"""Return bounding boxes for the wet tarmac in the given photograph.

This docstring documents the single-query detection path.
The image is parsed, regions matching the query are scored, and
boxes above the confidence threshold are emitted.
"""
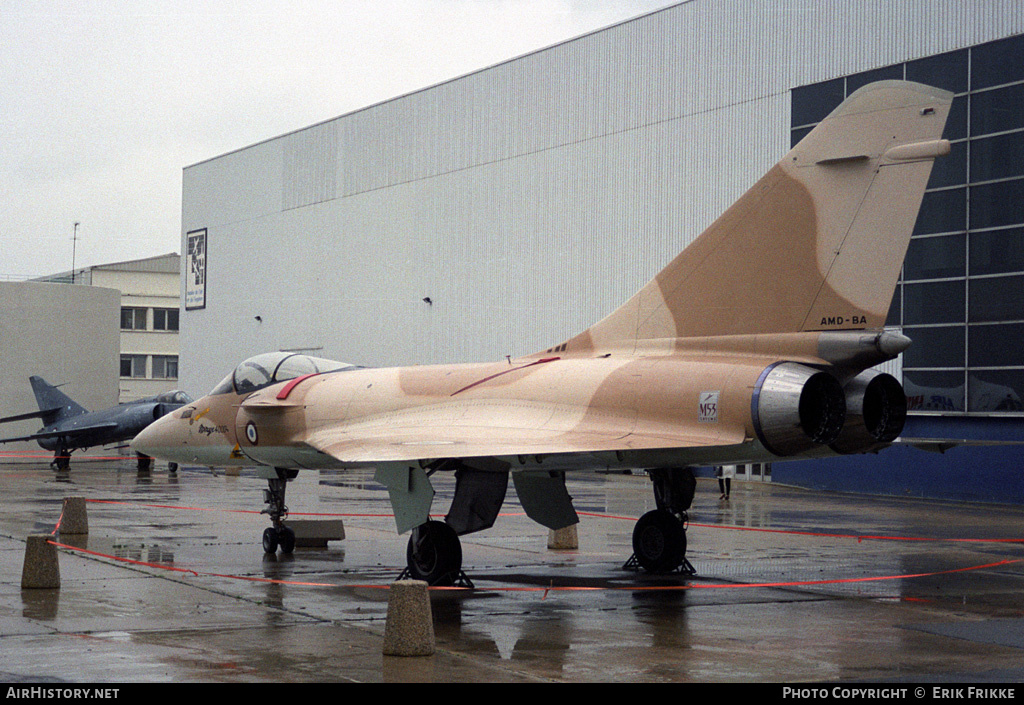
[1,457,1023,684]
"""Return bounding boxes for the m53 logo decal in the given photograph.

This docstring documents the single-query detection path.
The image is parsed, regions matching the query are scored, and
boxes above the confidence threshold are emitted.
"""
[699,391,719,422]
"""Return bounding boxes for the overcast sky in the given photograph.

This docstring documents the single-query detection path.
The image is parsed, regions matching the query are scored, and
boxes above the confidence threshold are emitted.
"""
[0,0,674,279]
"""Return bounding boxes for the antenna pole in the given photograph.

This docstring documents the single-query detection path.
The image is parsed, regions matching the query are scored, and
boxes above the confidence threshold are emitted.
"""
[71,222,79,284]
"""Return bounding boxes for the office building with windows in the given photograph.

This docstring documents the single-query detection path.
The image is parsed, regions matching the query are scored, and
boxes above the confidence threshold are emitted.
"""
[180,2,1024,502]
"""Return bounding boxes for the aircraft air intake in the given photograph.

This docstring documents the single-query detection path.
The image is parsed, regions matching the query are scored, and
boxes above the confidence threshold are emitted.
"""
[154,403,179,420]
[118,404,163,429]
[752,362,846,456]
[829,371,907,454]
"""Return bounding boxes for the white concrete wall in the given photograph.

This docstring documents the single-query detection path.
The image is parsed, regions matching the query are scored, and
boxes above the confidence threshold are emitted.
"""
[0,282,120,458]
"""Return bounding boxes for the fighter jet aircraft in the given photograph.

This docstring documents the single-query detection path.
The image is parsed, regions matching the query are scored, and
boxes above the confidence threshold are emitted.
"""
[0,376,192,470]
[133,80,953,584]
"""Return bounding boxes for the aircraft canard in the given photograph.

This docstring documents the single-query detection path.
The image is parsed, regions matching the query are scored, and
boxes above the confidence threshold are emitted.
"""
[133,80,953,583]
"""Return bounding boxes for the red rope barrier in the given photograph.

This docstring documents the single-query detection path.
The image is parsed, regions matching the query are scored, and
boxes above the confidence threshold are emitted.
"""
[43,537,1021,593]
[34,499,1021,593]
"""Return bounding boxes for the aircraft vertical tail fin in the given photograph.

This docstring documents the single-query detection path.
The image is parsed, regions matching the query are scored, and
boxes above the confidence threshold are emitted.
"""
[30,376,87,424]
[565,80,953,354]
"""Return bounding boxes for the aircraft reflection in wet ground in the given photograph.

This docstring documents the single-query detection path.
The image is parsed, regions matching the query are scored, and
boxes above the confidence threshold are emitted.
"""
[1,459,1023,683]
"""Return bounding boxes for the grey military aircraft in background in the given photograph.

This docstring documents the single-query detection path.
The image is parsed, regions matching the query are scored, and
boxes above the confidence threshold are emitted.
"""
[0,376,192,470]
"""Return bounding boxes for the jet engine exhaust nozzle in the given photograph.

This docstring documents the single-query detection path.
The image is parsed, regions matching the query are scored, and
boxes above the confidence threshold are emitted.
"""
[829,371,907,454]
[752,362,846,457]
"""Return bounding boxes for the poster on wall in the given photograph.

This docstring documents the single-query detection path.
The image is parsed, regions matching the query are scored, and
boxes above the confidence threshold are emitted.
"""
[185,228,207,310]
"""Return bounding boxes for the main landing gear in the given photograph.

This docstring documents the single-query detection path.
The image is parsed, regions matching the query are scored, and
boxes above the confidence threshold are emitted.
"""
[624,467,696,576]
[400,520,472,587]
[261,468,297,554]
[50,441,70,471]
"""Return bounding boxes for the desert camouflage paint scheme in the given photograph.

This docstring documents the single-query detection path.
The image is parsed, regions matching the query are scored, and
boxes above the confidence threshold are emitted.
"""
[134,81,952,582]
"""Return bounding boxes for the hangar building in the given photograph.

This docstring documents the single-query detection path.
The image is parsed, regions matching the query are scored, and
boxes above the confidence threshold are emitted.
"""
[180,1,1024,503]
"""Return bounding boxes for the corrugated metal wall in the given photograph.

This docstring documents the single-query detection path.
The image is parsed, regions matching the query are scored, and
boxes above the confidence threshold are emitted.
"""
[181,0,1024,394]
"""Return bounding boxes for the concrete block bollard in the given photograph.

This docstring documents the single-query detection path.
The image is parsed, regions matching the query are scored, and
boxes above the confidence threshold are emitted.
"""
[382,580,435,656]
[22,535,60,589]
[59,497,88,535]
[548,523,579,550]
[287,519,345,547]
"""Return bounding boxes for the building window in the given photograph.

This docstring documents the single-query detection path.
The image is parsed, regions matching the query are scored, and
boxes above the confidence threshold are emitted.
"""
[153,308,179,331]
[906,48,969,94]
[913,188,966,236]
[904,370,966,413]
[790,77,845,129]
[152,355,179,380]
[902,326,966,369]
[970,228,1024,276]
[120,307,147,330]
[903,280,965,325]
[120,354,147,378]
[904,233,966,281]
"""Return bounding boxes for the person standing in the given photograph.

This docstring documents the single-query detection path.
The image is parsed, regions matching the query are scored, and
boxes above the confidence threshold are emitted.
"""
[717,464,735,500]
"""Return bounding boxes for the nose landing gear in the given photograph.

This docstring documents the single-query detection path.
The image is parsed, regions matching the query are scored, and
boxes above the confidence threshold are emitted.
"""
[261,468,298,554]
[262,525,296,554]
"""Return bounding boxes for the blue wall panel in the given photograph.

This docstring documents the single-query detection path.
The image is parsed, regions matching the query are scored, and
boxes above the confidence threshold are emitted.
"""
[776,416,1024,504]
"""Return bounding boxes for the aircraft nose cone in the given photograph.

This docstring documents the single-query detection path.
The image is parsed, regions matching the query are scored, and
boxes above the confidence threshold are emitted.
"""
[131,413,177,458]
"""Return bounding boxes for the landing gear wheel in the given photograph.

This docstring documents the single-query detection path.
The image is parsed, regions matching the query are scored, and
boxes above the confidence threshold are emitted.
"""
[632,509,687,573]
[278,526,296,554]
[406,520,462,586]
[168,462,178,473]
[51,444,70,471]
[262,527,279,554]
[260,468,298,554]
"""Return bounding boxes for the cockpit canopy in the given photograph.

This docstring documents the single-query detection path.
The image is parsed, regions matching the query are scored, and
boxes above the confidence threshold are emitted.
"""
[155,390,194,404]
[211,352,358,395]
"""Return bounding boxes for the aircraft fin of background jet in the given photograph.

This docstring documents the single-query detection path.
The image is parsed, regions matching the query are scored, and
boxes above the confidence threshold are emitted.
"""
[29,376,87,424]
[564,80,953,354]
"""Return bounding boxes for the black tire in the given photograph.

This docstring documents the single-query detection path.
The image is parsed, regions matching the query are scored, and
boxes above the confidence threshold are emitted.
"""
[262,527,279,554]
[279,526,296,554]
[632,509,687,573]
[406,520,462,586]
